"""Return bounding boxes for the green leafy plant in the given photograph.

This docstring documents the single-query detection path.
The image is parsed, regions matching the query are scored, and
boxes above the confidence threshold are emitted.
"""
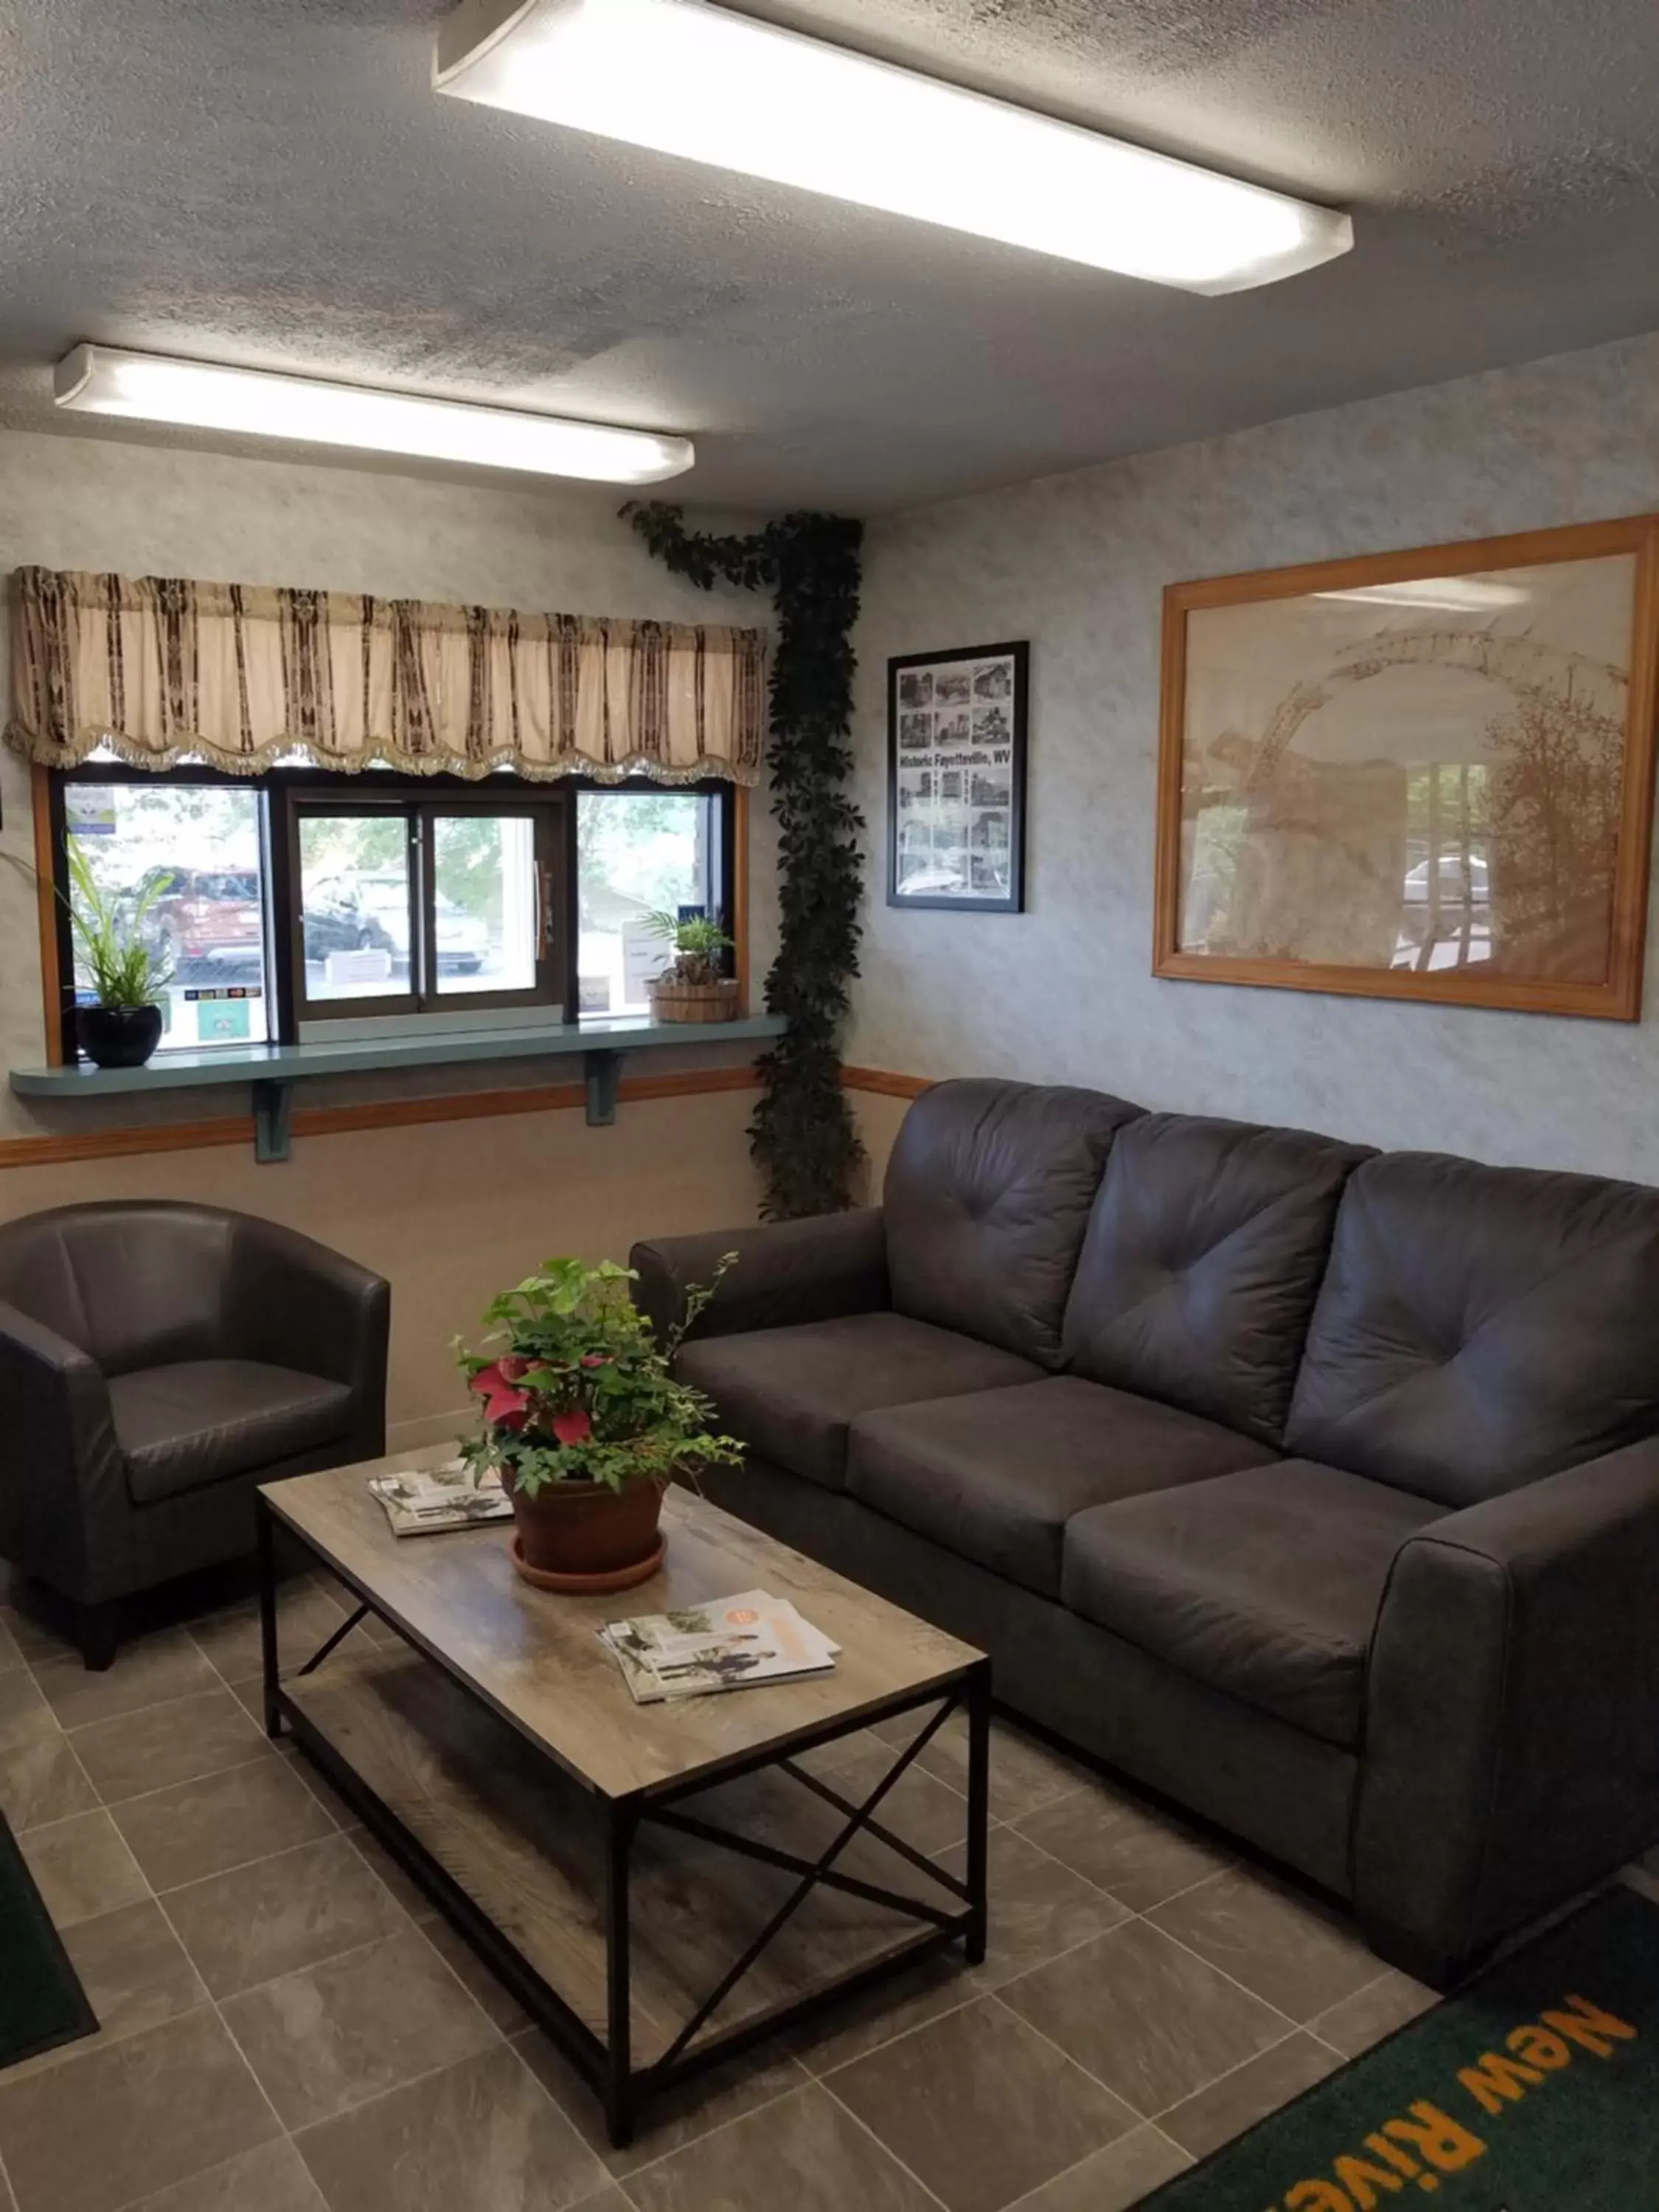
[456,1256,741,1499]
[625,503,865,1218]
[65,844,172,1009]
[646,909,734,987]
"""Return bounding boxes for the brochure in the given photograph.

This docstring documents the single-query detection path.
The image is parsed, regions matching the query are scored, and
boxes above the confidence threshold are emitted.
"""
[599,1587,839,1703]
[367,1461,512,1537]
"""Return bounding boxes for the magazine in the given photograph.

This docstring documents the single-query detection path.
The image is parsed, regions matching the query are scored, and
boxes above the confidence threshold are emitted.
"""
[368,1460,512,1537]
[599,1588,839,1703]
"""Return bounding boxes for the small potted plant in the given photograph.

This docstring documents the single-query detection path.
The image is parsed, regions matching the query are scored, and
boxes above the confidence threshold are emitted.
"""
[457,1256,740,1593]
[66,846,173,1068]
[644,911,740,1023]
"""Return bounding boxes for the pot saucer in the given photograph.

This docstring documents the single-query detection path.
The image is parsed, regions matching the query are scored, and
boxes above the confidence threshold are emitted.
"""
[509,1531,665,1595]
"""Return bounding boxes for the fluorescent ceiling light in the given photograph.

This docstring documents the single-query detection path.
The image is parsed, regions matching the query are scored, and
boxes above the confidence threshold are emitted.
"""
[1314,580,1528,612]
[434,0,1352,293]
[52,344,695,484]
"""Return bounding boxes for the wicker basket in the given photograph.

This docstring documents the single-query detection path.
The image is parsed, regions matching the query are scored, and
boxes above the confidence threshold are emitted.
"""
[646,975,741,1023]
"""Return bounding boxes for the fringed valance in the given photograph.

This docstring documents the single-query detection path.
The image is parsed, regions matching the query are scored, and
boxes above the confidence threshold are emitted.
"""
[6,567,768,785]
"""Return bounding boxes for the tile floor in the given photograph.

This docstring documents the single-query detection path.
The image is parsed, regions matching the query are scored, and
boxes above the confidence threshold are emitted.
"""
[1,1568,1652,2212]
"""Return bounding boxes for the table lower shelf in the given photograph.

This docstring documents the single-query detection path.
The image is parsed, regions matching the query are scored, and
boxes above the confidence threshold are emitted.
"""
[282,1645,969,2072]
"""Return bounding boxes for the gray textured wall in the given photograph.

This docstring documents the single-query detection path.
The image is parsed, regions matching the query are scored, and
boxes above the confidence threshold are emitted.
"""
[849,329,1659,1181]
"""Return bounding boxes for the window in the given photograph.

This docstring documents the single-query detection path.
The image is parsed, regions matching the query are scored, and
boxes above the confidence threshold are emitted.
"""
[49,767,738,1058]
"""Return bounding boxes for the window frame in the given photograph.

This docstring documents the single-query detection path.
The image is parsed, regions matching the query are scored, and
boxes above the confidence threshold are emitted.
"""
[45,762,742,1064]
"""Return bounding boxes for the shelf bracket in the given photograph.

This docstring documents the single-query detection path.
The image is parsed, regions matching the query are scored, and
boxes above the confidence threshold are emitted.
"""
[584,1050,623,1127]
[253,1079,294,1164]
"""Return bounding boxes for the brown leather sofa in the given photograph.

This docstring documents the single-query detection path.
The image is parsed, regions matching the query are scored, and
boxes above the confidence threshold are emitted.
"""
[0,1200,389,1668]
[633,1078,1659,1988]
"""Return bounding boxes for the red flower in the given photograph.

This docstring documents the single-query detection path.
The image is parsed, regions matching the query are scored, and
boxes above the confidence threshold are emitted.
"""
[552,1408,593,1447]
[580,1354,611,1368]
[471,1359,532,1431]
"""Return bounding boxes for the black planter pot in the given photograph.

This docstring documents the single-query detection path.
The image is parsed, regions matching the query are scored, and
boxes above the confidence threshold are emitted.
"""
[77,1004,164,1070]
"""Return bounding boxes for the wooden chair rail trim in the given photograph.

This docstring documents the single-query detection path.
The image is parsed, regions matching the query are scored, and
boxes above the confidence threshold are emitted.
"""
[0,1062,763,1172]
[839,1065,931,1099]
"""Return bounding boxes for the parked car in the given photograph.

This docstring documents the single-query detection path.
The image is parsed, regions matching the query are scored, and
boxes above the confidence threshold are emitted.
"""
[131,867,264,973]
[302,873,489,975]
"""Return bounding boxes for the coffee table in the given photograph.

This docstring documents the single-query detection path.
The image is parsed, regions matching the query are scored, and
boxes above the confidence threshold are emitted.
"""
[257,1450,990,2146]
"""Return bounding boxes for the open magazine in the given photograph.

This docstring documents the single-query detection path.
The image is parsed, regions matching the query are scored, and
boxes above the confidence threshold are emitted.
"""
[600,1588,839,1703]
[367,1460,512,1537]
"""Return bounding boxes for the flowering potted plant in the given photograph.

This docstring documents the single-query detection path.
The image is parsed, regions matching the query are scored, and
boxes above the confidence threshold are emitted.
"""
[456,1256,740,1593]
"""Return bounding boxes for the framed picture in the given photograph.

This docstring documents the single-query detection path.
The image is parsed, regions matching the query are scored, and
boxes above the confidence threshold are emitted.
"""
[888,641,1027,912]
[1154,516,1659,1019]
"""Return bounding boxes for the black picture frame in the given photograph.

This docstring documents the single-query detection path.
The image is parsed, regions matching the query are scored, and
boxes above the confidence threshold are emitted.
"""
[886,641,1027,913]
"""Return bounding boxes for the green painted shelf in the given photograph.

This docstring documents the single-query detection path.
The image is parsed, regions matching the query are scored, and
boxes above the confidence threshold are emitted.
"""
[10,1015,785,1161]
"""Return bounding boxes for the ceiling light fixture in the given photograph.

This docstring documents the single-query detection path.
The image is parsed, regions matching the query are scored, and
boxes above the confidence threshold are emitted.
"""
[434,0,1353,293]
[52,344,696,484]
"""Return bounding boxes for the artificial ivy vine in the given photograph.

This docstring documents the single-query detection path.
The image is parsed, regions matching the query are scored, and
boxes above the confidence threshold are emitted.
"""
[625,503,865,1219]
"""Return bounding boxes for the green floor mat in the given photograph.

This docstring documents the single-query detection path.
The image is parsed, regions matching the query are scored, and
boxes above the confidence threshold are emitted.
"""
[1141,1883,1659,2210]
[0,1813,97,2070]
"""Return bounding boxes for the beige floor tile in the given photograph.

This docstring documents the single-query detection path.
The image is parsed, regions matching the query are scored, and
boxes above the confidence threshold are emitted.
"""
[1148,1865,1383,2023]
[0,1671,54,1747]
[0,1612,22,1675]
[1001,1919,1290,2117]
[189,1583,351,1689]
[830,1994,1139,2212]
[31,1632,219,1732]
[787,1727,890,1780]
[221,1928,498,2129]
[0,2007,279,2212]
[1006,2125,1192,2211]
[71,1691,271,1806]
[296,2042,607,2212]
[792,1742,974,1857]
[625,2081,939,2212]
[419,1914,531,2033]
[518,2022,809,2177]
[0,1601,77,1666]
[112,1757,335,1892]
[57,1902,209,2054]
[119,2139,328,2211]
[1158,2030,1340,2157]
[164,1832,409,1999]
[339,1824,434,1921]
[19,1809,149,1928]
[566,2192,636,2212]
[0,1724,98,1832]
[935,1826,1130,1986]
[914,1714,1090,1826]
[0,2155,15,2212]
[787,1950,980,2075]
[1014,1781,1234,1913]
[1312,1969,1438,2057]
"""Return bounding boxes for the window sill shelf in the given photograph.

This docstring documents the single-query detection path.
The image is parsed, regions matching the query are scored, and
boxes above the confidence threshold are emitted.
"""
[10,1016,785,1161]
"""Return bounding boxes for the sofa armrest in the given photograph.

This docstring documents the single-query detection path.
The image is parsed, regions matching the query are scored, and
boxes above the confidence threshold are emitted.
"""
[1354,1438,1659,1983]
[630,1209,889,1346]
[226,1217,390,1426]
[0,1299,127,1592]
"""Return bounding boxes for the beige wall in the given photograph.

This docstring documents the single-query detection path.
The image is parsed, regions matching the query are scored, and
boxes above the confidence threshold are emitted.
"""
[0,427,776,1430]
[849,328,1659,1184]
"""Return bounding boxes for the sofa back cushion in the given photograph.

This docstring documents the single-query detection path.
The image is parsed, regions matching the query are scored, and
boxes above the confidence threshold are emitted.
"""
[884,1079,1142,1366]
[1062,1114,1371,1444]
[1285,1151,1659,1506]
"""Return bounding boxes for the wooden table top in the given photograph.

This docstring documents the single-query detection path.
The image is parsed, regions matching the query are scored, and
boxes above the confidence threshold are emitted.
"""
[262,1446,983,1803]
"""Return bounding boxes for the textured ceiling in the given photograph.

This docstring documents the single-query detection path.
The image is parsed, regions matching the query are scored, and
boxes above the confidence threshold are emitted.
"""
[1,0,1658,511]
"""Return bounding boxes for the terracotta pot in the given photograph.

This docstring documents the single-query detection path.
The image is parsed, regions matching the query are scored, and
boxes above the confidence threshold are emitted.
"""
[647,976,740,1024]
[77,1004,163,1068]
[507,1472,666,1595]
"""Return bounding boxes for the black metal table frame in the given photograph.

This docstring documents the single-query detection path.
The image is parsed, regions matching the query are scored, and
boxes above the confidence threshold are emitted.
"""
[257,1493,992,2146]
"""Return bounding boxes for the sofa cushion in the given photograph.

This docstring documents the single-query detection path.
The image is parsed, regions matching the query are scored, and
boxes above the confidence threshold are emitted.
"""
[848,1376,1279,1599]
[676,1313,1041,1492]
[1061,1461,1443,1746]
[1062,1115,1371,1447]
[114,1360,356,1505]
[1285,1151,1659,1507]
[883,1079,1142,1367]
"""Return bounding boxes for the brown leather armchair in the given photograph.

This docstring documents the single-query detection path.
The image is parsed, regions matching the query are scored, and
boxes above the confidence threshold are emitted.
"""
[0,1200,389,1668]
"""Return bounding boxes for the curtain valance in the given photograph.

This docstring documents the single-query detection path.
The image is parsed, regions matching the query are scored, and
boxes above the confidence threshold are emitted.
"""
[6,567,768,785]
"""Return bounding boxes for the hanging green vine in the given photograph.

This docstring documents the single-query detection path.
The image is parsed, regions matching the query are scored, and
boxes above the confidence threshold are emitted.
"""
[625,503,865,1218]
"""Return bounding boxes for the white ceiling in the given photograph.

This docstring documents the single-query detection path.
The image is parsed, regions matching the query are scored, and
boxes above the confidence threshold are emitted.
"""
[2,0,1658,512]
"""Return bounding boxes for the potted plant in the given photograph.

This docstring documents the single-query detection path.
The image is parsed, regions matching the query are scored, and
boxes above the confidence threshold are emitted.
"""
[457,1256,740,1593]
[65,846,173,1068]
[644,911,740,1023]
